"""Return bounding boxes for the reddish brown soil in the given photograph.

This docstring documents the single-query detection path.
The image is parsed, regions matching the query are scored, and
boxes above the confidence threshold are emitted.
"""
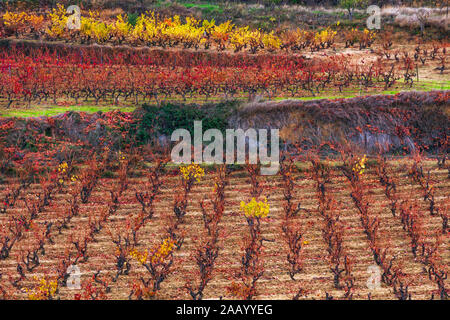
[0,160,448,300]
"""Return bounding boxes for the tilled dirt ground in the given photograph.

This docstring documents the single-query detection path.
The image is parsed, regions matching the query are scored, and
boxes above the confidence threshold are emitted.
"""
[0,160,448,300]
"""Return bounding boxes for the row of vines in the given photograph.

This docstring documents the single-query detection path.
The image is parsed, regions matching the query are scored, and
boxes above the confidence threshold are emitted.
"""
[0,149,448,300]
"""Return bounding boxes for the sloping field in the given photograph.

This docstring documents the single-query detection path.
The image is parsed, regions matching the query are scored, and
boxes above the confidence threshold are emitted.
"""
[0,160,448,300]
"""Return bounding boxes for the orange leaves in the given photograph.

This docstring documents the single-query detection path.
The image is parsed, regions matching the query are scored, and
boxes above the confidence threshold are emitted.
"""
[130,280,155,300]
[1,7,376,54]
[227,281,255,300]
[2,11,44,36]
[344,28,376,49]
[25,276,58,300]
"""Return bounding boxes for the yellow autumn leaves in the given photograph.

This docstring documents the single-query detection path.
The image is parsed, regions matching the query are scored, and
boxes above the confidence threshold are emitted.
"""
[229,27,281,53]
[180,163,205,183]
[3,11,44,33]
[57,161,78,184]
[3,5,367,53]
[344,27,376,47]
[58,161,69,174]
[129,247,149,265]
[130,237,176,265]
[79,11,111,43]
[25,276,58,300]
[46,5,122,42]
[314,27,337,48]
[57,161,68,184]
[352,154,367,175]
[180,163,270,219]
[240,197,270,219]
